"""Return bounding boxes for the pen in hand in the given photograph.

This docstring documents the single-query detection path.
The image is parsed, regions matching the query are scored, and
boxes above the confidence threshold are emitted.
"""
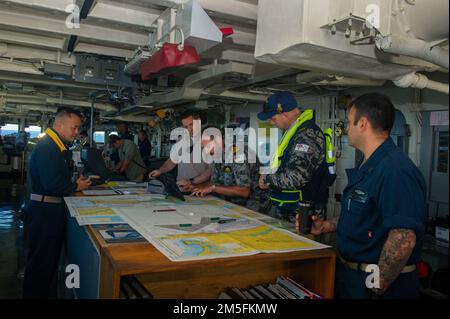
[218,218,237,224]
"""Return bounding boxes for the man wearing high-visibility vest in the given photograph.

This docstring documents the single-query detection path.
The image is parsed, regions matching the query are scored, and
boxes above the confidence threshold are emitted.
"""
[258,92,336,233]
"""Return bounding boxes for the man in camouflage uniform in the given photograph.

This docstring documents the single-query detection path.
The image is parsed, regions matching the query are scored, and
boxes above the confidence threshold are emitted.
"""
[191,129,267,212]
[258,92,330,232]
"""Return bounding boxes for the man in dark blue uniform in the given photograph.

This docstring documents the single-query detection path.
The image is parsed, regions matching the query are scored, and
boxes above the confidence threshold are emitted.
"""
[23,107,91,298]
[311,93,426,299]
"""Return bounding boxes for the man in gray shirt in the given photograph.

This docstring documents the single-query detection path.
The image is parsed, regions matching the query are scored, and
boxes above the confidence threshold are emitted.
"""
[148,110,211,192]
[109,134,147,182]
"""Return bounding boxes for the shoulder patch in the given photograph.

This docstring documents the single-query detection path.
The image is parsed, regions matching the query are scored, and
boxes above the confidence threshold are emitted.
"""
[295,144,310,152]
[235,153,246,163]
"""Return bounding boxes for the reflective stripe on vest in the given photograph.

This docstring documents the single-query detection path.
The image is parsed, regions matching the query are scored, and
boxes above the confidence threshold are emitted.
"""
[323,128,335,164]
[271,109,314,170]
[323,128,336,175]
[269,190,303,207]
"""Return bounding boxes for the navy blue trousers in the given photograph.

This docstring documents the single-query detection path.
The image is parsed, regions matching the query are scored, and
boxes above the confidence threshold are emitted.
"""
[23,201,67,299]
[335,260,420,299]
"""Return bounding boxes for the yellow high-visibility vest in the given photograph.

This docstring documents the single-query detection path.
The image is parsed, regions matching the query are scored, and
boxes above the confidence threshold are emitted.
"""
[271,109,314,170]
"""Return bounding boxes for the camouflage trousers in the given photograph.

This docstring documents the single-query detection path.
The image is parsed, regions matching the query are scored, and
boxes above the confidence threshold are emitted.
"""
[267,206,297,224]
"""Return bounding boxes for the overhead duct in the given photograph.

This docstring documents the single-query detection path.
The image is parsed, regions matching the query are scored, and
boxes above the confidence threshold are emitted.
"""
[390,0,449,43]
[255,0,449,80]
[129,61,254,113]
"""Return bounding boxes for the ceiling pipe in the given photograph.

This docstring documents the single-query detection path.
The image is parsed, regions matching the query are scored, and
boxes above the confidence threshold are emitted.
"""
[376,34,449,70]
[296,72,386,87]
[16,105,58,113]
[312,77,386,87]
[208,90,269,102]
[0,112,40,120]
[0,60,44,75]
[101,115,149,123]
[0,92,44,101]
[1,98,44,105]
[0,92,118,112]
[296,72,333,83]
[0,72,117,91]
[46,98,118,112]
[393,72,449,95]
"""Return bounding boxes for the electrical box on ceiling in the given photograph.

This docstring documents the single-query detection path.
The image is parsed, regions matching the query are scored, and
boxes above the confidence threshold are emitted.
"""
[43,62,73,79]
[74,55,137,87]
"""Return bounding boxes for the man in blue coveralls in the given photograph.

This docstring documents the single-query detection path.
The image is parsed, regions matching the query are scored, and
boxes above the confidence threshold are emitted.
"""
[310,93,426,299]
[23,107,92,298]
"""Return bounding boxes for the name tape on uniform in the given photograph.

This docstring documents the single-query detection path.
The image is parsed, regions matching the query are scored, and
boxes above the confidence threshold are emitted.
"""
[295,144,310,153]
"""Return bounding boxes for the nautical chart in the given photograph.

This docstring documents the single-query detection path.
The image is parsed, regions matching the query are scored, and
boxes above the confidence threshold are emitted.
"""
[116,201,329,262]
[65,195,328,260]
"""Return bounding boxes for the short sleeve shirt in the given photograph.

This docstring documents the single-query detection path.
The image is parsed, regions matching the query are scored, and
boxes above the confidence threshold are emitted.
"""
[336,138,427,264]
[118,139,147,181]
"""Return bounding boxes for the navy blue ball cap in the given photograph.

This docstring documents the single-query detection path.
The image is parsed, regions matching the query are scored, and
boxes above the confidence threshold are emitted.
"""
[257,92,298,121]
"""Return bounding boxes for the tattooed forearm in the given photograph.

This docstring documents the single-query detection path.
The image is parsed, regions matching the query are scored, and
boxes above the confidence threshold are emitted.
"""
[328,217,338,232]
[377,229,416,293]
